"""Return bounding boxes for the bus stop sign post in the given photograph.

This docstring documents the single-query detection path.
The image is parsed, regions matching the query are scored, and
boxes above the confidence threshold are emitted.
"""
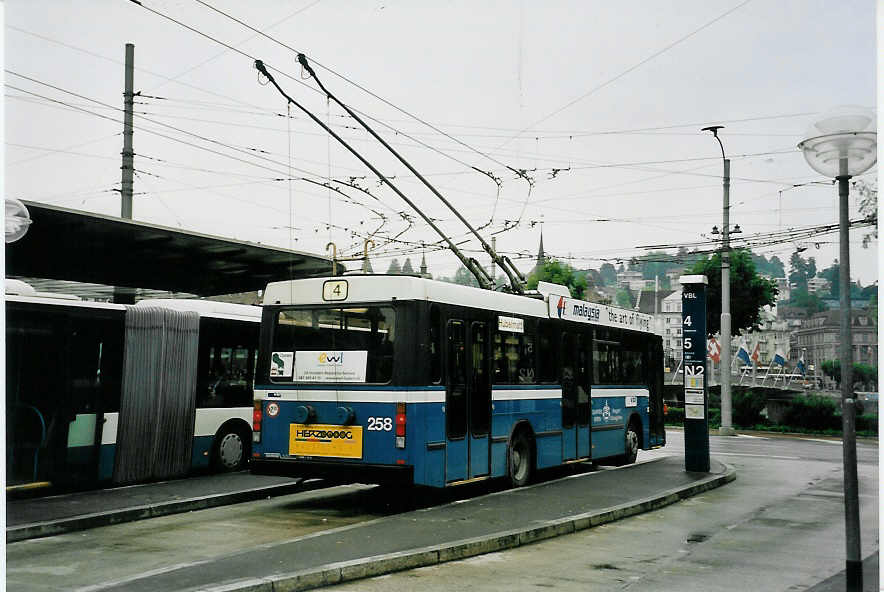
[680,275,710,472]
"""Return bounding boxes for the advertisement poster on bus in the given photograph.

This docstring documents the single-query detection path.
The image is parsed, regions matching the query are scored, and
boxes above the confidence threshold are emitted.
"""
[294,351,368,382]
[270,351,294,378]
[548,296,652,333]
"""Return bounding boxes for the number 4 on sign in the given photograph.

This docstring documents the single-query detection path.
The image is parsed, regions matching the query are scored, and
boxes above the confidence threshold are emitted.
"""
[683,315,691,327]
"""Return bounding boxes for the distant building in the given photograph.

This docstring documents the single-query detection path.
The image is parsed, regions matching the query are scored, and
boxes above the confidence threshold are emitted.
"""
[660,289,683,367]
[763,275,790,301]
[420,253,431,279]
[807,276,831,294]
[665,268,684,287]
[530,232,547,276]
[743,306,791,366]
[617,270,645,292]
[790,309,878,382]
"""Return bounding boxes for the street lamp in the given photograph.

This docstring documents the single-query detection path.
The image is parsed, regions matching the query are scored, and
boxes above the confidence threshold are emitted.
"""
[798,106,876,592]
[701,125,736,436]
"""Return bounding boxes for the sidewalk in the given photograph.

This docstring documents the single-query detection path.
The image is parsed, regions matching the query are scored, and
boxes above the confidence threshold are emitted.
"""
[6,472,323,542]
[73,456,736,592]
[806,552,879,592]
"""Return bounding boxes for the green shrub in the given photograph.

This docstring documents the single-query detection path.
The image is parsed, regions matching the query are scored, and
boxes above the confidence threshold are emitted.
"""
[666,406,685,424]
[732,389,767,428]
[781,395,840,431]
[856,414,879,435]
[708,407,721,429]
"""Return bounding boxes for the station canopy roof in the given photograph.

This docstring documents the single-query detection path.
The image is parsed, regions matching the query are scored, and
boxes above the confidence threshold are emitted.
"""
[6,201,341,300]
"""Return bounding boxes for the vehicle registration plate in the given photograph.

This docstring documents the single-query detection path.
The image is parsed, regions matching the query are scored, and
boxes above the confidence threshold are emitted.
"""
[289,424,363,459]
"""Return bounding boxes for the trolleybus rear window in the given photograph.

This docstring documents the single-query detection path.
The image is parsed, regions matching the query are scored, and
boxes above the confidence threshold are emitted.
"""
[271,306,395,383]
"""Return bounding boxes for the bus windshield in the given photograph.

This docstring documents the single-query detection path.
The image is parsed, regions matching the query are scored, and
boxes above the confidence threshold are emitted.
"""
[271,306,395,384]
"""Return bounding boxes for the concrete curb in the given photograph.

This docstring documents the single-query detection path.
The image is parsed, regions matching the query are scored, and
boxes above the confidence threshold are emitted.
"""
[6,479,327,543]
[201,463,737,592]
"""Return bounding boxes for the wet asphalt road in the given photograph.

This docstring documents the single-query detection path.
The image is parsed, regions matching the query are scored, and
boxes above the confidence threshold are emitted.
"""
[5,430,878,591]
[323,431,879,592]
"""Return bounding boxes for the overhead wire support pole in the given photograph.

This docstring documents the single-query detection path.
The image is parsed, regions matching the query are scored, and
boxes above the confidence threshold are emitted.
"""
[252,59,491,289]
[120,43,135,220]
[701,125,734,436]
[295,53,524,294]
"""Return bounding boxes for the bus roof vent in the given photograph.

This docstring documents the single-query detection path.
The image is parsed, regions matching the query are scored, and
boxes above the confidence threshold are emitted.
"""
[536,281,571,300]
[5,279,36,296]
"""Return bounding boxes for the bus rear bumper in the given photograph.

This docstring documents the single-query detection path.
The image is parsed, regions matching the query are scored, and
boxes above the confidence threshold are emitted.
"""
[250,458,414,486]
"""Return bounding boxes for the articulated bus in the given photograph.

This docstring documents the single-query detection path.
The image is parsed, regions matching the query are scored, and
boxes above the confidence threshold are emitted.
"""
[6,282,259,493]
[251,275,665,488]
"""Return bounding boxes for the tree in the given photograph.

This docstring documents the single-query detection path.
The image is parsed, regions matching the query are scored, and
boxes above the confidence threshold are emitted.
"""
[688,249,778,336]
[599,263,617,286]
[789,251,816,291]
[526,259,587,299]
[615,288,633,308]
[789,287,826,313]
[452,266,480,287]
[819,261,840,299]
[822,360,877,390]
[751,253,785,278]
[401,258,415,275]
[386,258,402,274]
[853,179,877,249]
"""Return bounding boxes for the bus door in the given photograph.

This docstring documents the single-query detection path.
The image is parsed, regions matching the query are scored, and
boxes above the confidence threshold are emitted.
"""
[577,335,590,458]
[6,307,122,489]
[444,319,491,481]
[561,332,578,461]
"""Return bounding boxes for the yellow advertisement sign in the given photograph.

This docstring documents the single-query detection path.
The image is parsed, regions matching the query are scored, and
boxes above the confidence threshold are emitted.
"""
[289,424,363,459]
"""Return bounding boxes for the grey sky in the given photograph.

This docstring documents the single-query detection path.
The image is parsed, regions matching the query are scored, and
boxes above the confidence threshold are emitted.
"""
[4,0,878,284]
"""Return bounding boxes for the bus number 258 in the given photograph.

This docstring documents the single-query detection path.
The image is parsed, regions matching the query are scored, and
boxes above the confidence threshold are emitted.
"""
[367,417,393,431]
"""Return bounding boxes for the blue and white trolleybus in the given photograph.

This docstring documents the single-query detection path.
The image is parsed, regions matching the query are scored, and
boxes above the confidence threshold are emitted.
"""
[251,275,665,487]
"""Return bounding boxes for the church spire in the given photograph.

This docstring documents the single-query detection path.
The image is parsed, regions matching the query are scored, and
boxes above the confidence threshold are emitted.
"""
[536,230,546,267]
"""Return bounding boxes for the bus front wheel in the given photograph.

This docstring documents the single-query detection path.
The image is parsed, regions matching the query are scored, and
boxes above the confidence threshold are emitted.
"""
[508,431,534,488]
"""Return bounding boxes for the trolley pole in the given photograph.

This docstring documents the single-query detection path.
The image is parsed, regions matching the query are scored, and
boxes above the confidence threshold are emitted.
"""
[681,275,710,472]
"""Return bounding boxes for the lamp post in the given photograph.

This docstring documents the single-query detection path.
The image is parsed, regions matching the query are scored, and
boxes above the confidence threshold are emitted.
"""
[702,125,735,436]
[798,106,876,592]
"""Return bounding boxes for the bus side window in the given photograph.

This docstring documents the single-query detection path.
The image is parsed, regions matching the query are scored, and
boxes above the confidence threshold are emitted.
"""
[446,320,467,439]
[519,324,536,384]
[429,305,442,384]
[537,324,557,383]
[593,340,620,385]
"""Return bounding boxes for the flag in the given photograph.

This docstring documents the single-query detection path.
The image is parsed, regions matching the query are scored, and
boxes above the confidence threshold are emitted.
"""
[750,342,760,365]
[736,341,752,366]
[707,337,721,363]
[796,355,807,376]
[773,350,786,367]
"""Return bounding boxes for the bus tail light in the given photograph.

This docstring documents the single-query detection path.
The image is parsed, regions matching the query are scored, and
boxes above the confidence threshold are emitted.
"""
[253,401,262,443]
[395,402,406,448]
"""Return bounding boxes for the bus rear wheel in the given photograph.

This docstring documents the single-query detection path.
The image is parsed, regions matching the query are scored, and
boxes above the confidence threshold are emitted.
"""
[508,431,534,488]
[213,427,248,472]
[618,420,640,466]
